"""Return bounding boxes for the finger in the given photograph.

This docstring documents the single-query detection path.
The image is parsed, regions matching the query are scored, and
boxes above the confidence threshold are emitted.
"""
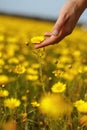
[44,32,52,37]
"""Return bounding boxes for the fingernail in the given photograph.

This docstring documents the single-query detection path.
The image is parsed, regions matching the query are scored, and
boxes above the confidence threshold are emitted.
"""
[52,29,58,36]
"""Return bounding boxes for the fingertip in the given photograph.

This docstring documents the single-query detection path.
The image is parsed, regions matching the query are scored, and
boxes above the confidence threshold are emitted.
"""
[35,44,42,49]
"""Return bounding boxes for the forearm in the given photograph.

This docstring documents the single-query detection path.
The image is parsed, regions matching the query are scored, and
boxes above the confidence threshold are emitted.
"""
[70,0,87,21]
[77,0,87,11]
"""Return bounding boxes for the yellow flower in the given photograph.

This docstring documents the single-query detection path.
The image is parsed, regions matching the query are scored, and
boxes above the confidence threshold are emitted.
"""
[21,96,27,101]
[40,94,73,118]
[0,59,5,66]
[0,52,2,57]
[0,75,9,85]
[26,74,38,81]
[14,65,26,74]
[8,57,19,64]
[31,101,40,107]
[4,98,21,109]
[21,112,27,122]
[73,50,81,57]
[59,56,72,63]
[77,103,87,113]
[21,112,27,119]
[62,72,75,81]
[51,82,66,93]
[32,63,40,69]
[31,36,45,44]
[0,90,9,97]
[52,70,63,77]
[74,99,85,107]
[0,35,4,41]
[27,68,38,75]
[74,100,87,113]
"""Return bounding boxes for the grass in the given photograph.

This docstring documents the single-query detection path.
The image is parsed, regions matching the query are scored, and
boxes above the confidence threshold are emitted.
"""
[0,15,87,130]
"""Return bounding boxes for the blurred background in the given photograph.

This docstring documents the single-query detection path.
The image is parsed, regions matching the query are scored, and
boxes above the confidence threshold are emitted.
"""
[0,0,87,23]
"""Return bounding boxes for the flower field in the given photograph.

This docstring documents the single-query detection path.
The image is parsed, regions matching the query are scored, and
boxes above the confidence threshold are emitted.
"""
[0,15,87,130]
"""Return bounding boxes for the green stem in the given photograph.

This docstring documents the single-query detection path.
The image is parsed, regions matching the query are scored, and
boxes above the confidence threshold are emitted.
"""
[38,52,45,93]
[24,103,28,130]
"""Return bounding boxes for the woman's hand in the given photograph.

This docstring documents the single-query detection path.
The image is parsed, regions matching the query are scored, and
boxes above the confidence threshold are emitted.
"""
[35,0,87,49]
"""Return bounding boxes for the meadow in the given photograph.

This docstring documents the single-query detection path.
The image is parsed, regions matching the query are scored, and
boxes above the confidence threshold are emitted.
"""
[0,15,87,130]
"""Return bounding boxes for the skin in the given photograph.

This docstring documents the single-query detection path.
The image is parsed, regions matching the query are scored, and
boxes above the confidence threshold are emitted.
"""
[35,0,87,49]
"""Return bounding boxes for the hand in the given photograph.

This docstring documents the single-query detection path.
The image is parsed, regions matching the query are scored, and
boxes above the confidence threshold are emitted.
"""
[35,0,87,49]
